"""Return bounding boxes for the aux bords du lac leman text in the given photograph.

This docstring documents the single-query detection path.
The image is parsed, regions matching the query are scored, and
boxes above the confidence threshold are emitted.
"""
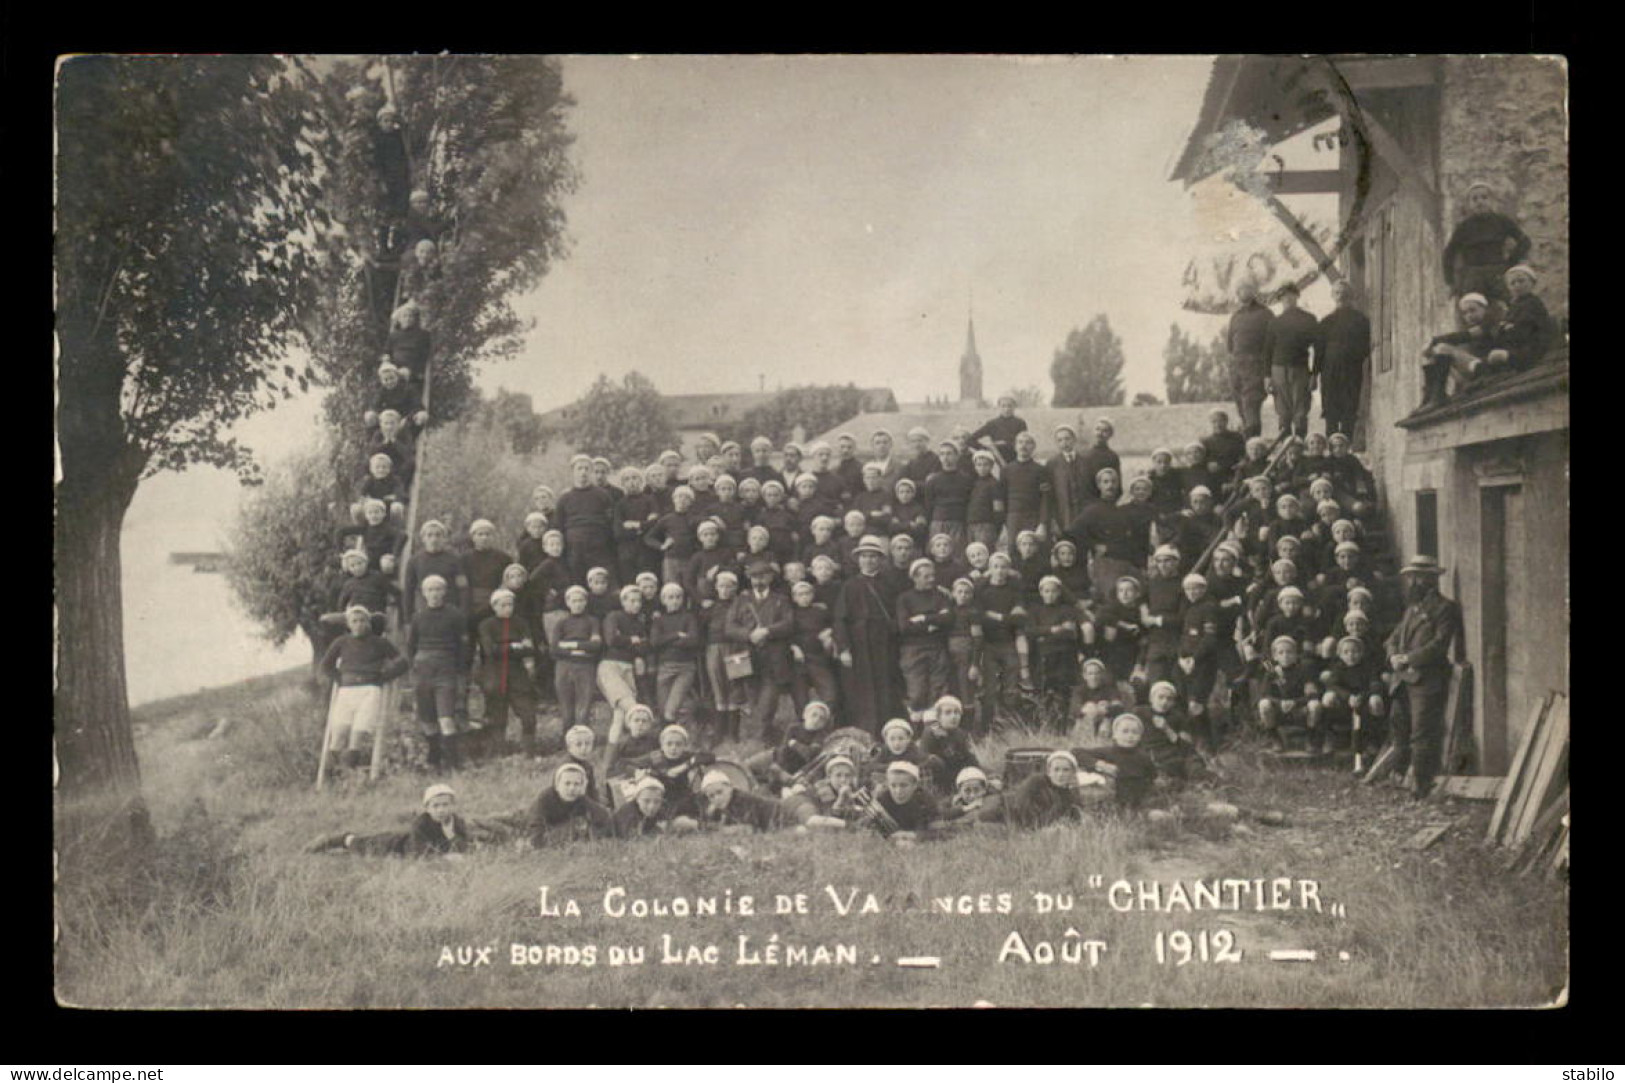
[431,880,1338,970]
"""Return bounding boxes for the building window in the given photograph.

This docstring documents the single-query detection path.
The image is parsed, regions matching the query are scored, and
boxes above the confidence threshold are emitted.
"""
[1415,490,1439,558]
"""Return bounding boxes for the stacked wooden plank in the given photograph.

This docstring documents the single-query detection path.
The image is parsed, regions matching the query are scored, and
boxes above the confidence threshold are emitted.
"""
[1438,662,1475,777]
[1487,691,1569,877]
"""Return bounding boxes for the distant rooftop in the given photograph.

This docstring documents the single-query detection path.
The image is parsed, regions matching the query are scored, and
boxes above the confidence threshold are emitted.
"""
[810,400,1278,459]
[540,387,896,432]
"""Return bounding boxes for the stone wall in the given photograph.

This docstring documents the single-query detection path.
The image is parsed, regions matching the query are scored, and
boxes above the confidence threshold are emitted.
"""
[1439,56,1569,314]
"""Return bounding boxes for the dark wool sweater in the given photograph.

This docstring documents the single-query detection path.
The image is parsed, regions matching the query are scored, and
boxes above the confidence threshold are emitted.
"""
[651,609,703,664]
[407,605,469,665]
[923,470,974,523]
[320,633,409,686]
[556,486,616,539]
[550,613,603,661]
[975,580,1027,645]
[601,610,650,663]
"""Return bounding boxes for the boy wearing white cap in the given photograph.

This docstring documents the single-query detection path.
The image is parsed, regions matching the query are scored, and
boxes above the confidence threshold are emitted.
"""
[944,765,1001,823]
[755,480,800,565]
[1076,658,1127,741]
[981,750,1088,829]
[788,578,841,713]
[353,453,408,527]
[965,449,1006,553]
[527,762,615,846]
[1135,681,1198,781]
[476,587,542,756]
[306,783,472,857]
[463,519,514,634]
[975,553,1031,729]
[558,455,619,587]
[869,760,943,839]
[1260,585,1317,662]
[319,606,411,773]
[549,586,603,732]
[1420,293,1500,409]
[1029,576,1083,729]
[611,775,672,837]
[1257,635,1323,752]
[890,476,930,551]
[1175,573,1222,749]
[850,463,895,539]
[896,559,953,720]
[902,427,943,487]
[363,359,426,432]
[919,695,981,787]
[673,769,786,834]
[1495,264,1555,370]
[1000,431,1049,544]
[407,574,470,771]
[1074,713,1157,811]
[1442,181,1531,302]
[1140,546,1185,688]
[323,548,397,636]
[1319,634,1387,758]
[967,395,1029,466]
[923,442,974,558]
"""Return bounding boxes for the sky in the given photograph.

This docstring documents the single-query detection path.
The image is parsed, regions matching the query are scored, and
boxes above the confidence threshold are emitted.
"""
[140,53,1352,534]
[495,54,1336,412]
[117,53,1349,698]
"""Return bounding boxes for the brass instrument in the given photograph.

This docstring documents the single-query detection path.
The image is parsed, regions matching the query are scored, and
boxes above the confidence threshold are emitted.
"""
[849,785,901,837]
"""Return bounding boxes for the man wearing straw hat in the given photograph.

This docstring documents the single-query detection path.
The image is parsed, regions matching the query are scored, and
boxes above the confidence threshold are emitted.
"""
[1384,555,1464,799]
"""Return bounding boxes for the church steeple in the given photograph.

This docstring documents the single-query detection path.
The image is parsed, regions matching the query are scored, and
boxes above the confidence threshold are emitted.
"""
[959,300,983,405]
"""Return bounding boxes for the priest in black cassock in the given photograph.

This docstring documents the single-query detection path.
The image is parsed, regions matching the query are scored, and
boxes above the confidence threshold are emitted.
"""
[833,536,905,734]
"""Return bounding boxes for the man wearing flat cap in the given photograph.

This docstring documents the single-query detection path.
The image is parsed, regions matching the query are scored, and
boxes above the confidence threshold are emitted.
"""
[1384,555,1464,799]
[725,559,796,744]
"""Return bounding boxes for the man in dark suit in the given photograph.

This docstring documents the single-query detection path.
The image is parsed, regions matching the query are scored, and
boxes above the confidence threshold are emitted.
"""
[726,559,797,743]
[1043,424,1090,540]
[1384,555,1464,800]
[1318,280,1373,438]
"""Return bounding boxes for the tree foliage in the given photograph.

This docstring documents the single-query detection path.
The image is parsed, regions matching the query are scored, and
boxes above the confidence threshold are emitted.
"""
[225,440,348,659]
[1132,391,1164,406]
[559,372,680,465]
[1001,385,1049,409]
[479,388,549,455]
[1162,323,1233,404]
[56,54,580,797]
[56,55,330,796]
[1049,316,1126,408]
[296,55,578,487]
[721,385,885,447]
[414,400,553,545]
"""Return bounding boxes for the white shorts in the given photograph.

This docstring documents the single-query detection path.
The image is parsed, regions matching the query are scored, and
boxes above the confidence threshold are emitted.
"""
[329,685,385,749]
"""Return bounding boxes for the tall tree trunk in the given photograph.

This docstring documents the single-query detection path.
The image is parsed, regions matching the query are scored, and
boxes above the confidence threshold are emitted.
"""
[55,466,142,799]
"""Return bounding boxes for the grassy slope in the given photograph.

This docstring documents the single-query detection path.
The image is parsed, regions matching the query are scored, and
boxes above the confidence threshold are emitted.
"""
[55,673,1566,1009]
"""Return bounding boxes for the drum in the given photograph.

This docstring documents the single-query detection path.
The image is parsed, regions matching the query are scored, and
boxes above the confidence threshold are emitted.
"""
[704,759,755,793]
[1003,746,1058,789]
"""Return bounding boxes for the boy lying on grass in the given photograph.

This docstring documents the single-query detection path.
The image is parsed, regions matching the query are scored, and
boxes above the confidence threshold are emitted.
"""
[305,784,475,858]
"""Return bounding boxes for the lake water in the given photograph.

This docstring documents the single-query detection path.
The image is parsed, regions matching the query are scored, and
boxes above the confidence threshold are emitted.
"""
[120,468,311,706]
[117,400,326,706]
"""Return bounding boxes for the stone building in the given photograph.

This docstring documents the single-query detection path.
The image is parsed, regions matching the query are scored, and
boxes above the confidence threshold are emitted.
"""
[1173,55,1568,774]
